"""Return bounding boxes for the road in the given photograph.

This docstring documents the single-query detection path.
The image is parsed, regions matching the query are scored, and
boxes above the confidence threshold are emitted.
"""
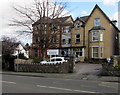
[1,74,119,94]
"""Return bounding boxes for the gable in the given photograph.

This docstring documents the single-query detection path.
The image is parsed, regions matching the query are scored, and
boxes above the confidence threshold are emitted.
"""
[86,4,119,32]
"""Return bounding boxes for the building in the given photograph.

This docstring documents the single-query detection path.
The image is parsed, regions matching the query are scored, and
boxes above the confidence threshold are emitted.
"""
[12,43,29,58]
[31,16,73,58]
[71,4,119,62]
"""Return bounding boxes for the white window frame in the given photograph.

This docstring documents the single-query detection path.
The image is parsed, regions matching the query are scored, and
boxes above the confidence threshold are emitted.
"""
[94,18,100,26]
[100,32,103,41]
[76,22,81,29]
[92,31,99,41]
[62,39,66,44]
[75,34,80,43]
[92,47,99,58]
[74,48,84,57]
[100,47,104,57]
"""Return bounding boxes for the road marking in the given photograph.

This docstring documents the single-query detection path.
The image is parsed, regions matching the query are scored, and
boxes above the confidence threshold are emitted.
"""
[37,85,97,93]
[99,82,118,89]
[0,81,16,84]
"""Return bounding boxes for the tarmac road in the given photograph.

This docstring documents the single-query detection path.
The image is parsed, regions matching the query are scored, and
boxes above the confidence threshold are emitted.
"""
[2,74,119,94]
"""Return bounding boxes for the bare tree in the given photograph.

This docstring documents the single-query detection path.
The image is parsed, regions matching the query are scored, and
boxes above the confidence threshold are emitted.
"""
[10,0,69,60]
[2,36,21,70]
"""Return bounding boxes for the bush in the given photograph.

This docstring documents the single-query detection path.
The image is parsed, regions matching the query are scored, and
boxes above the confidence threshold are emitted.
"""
[32,57,43,63]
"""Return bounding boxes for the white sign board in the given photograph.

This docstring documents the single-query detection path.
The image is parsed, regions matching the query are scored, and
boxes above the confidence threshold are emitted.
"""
[47,49,59,55]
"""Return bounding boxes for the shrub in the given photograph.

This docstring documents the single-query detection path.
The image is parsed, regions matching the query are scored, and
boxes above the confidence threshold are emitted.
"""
[32,57,43,63]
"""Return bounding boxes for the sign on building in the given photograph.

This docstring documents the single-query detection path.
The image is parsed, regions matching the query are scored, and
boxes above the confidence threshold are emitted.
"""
[47,49,59,55]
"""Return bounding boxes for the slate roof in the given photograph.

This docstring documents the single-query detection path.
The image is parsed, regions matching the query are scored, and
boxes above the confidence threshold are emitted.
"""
[32,16,73,26]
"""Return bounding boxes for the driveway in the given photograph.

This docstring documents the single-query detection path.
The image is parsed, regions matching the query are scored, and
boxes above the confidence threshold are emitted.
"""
[74,63,102,76]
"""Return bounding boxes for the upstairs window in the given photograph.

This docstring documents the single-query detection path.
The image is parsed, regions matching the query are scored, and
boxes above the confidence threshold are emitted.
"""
[76,22,81,29]
[92,31,99,41]
[63,26,71,33]
[76,34,80,43]
[94,18,100,26]
[100,32,103,41]
[62,39,66,44]
[68,38,71,44]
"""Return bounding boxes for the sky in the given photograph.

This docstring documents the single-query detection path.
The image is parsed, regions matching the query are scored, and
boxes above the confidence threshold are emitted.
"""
[0,0,119,45]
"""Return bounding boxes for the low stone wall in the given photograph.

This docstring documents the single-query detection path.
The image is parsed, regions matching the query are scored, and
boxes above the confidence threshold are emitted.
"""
[102,56,120,76]
[15,59,33,64]
[14,58,75,73]
[102,63,120,76]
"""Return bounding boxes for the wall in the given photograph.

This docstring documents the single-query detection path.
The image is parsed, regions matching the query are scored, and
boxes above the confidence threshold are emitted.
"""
[102,56,120,76]
[85,7,113,59]
[14,58,75,73]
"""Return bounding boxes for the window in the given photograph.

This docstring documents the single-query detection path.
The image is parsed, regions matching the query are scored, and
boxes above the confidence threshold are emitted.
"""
[34,26,38,31]
[62,39,66,44]
[73,48,84,57]
[68,38,71,44]
[63,26,70,33]
[76,34,80,43]
[92,31,98,41]
[56,58,62,61]
[34,48,38,57]
[94,18,100,26]
[100,47,103,57]
[76,22,81,29]
[36,38,38,43]
[92,47,98,58]
[100,32,103,41]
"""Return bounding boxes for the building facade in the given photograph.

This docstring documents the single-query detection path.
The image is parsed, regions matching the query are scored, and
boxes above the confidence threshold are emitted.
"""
[31,4,119,61]
[71,4,119,62]
[31,16,73,58]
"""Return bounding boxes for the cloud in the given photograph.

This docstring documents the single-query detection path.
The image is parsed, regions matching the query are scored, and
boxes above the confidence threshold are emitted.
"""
[0,0,71,44]
[102,0,118,6]
[110,12,118,21]
[110,12,118,27]
[81,11,87,15]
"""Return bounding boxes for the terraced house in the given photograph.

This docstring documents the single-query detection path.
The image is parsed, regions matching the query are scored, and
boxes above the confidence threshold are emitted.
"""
[71,4,119,62]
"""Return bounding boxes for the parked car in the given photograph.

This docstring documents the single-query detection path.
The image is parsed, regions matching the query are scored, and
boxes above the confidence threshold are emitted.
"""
[40,57,67,64]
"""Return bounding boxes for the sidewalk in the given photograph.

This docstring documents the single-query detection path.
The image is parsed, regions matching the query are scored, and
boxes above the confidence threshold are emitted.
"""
[1,71,119,83]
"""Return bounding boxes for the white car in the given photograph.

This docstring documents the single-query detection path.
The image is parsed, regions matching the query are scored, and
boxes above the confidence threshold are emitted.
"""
[40,57,67,64]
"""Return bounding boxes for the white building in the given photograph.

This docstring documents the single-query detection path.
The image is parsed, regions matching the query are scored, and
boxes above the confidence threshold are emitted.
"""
[12,43,29,58]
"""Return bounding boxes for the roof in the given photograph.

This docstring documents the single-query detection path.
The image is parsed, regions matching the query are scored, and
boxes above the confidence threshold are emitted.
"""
[74,16,89,23]
[32,17,53,26]
[32,16,73,26]
[89,26,105,31]
[87,4,120,32]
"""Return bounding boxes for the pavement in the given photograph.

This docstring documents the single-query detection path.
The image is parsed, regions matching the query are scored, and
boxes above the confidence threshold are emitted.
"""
[1,63,119,83]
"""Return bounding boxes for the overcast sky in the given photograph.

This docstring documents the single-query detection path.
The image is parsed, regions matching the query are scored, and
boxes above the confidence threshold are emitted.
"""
[0,0,119,45]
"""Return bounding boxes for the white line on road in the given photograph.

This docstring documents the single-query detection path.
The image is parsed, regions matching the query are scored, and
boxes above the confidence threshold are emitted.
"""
[37,85,98,93]
[0,81,16,84]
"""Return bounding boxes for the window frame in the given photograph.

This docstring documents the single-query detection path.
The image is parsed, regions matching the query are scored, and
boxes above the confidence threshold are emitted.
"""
[100,32,103,41]
[92,31,99,42]
[73,48,84,57]
[94,18,100,26]
[75,34,80,43]
[92,47,99,58]
[75,22,81,29]
[100,47,104,57]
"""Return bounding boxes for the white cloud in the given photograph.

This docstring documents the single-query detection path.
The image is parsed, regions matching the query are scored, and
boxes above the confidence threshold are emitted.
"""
[102,0,118,6]
[111,12,118,20]
[81,11,87,15]
[0,0,71,44]
[110,12,118,27]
